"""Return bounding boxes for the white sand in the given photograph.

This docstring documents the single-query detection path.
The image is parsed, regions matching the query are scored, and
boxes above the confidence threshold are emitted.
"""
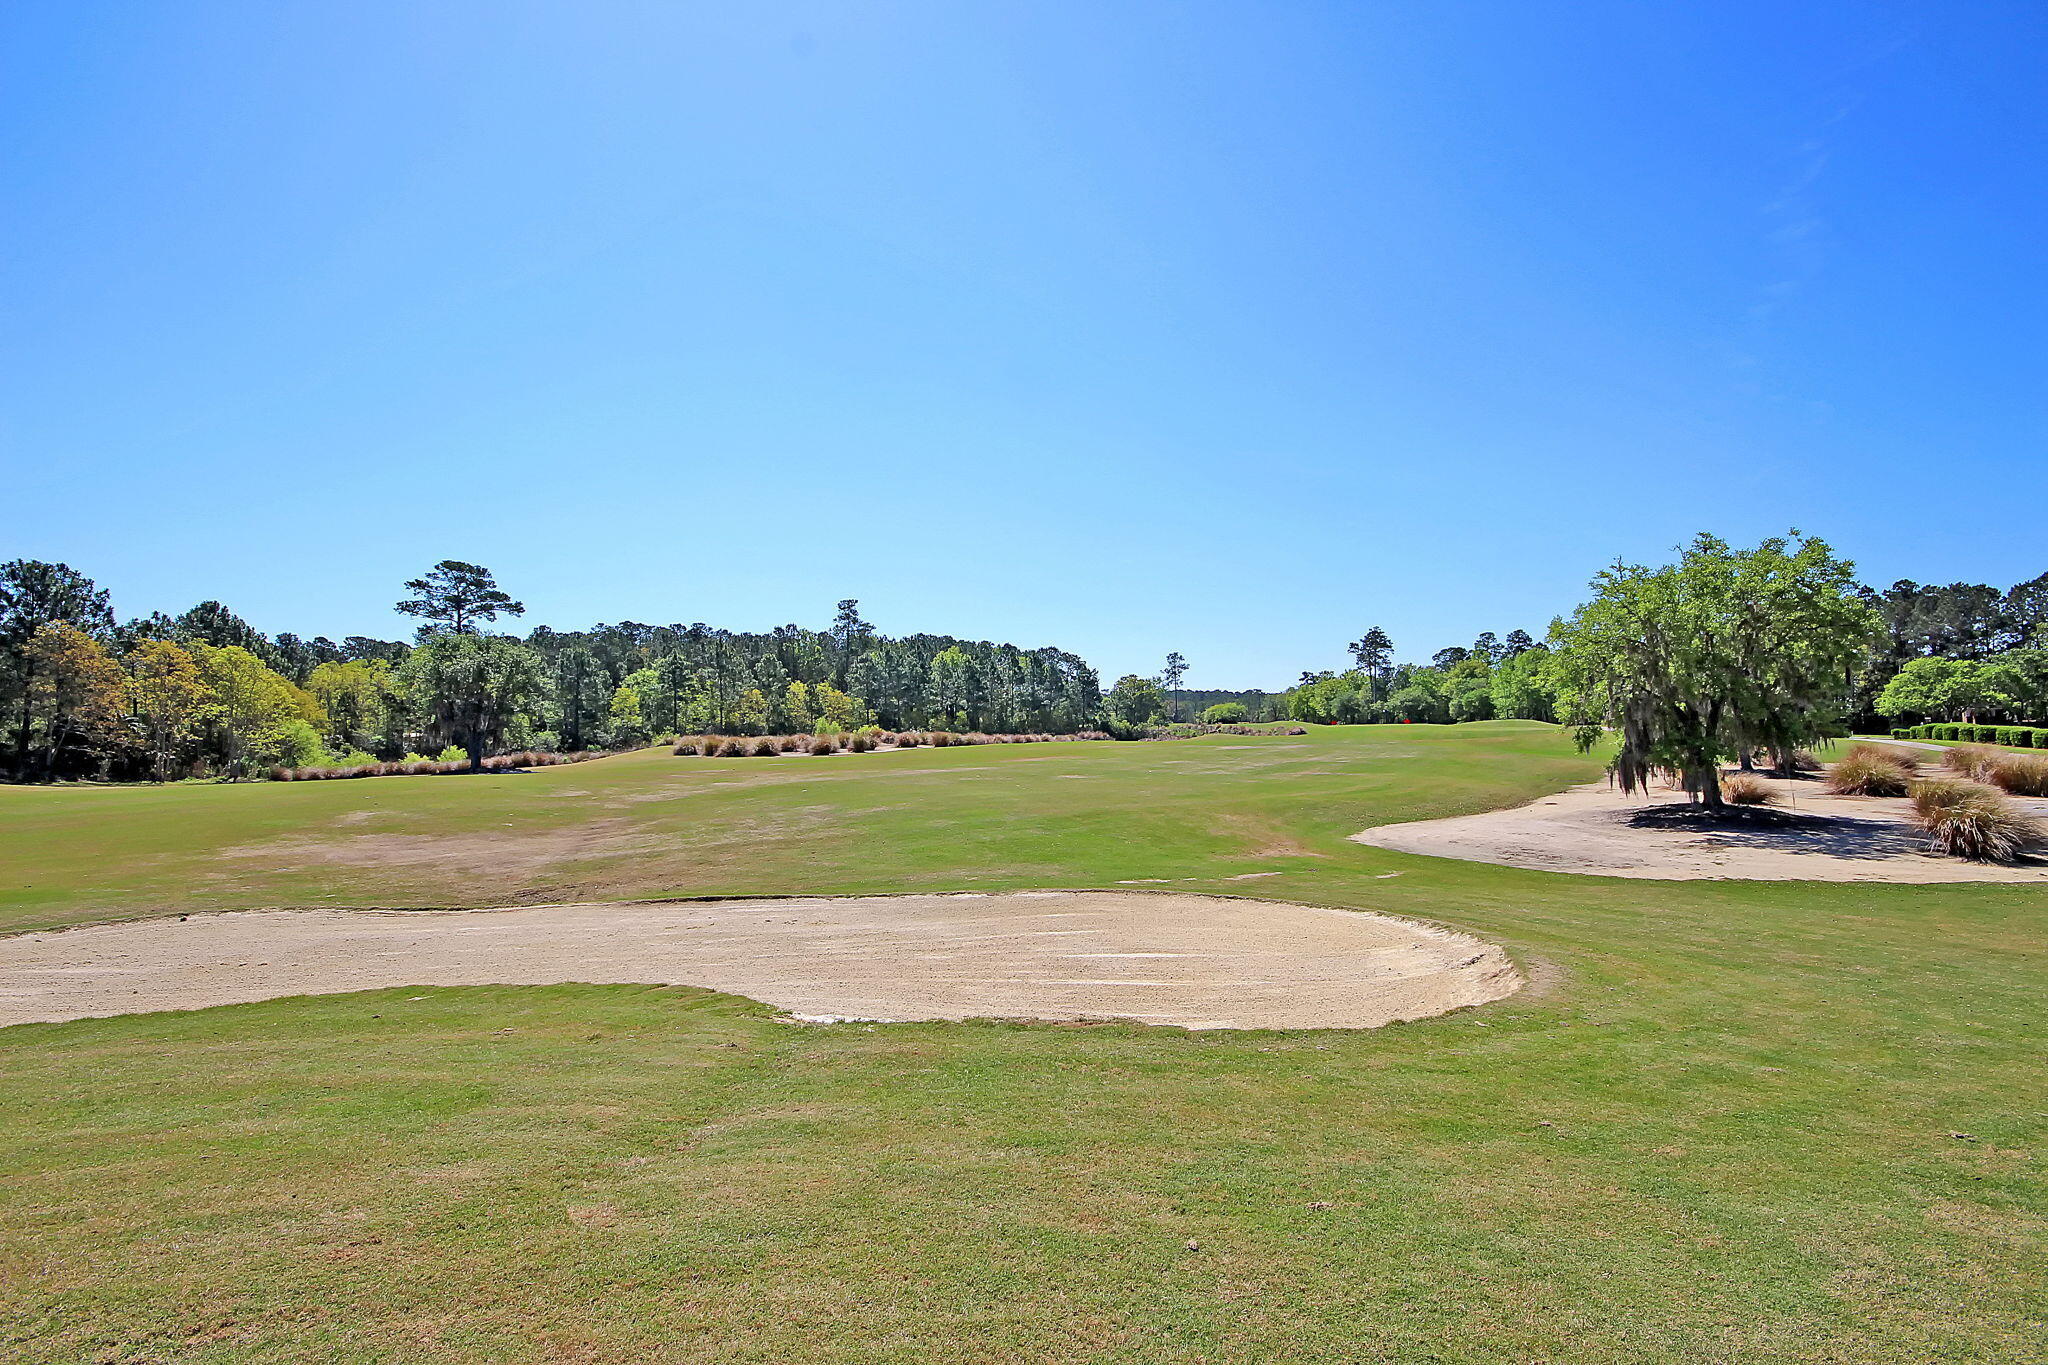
[0,891,1519,1031]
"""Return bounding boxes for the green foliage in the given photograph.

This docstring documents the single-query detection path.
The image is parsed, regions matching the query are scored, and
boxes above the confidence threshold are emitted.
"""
[1103,674,1167,729]
[607,684,648,747]
[1551,532,1878,806]
[398,633,545,769]
[189,642,324,779]
[265,718,329,769]
[1200,702,1249,723]
[395,561,524,635]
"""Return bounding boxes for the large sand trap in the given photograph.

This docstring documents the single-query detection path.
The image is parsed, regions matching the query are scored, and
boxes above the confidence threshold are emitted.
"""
[0,892,1519,1031]
[1355,773,2048,882]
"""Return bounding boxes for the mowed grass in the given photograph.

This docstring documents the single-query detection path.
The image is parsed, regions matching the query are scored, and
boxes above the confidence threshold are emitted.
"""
[2,723,2045,1363]
[0,722,1596,934]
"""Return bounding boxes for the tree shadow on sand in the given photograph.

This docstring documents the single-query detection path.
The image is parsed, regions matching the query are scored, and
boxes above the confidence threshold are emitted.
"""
[1619,805,1940,862]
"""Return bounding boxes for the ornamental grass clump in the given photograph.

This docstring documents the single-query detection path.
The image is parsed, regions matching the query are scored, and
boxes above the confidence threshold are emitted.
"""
[1719,772,1778,805]
[1908,778,2043,863]
[1986,752,2048,798]
[846,733,871,752]
[1942,744,2001,781]
[751,737,780,757]
[895,731,922,748]
[810,734,837,754]
[1824,747,1915,797]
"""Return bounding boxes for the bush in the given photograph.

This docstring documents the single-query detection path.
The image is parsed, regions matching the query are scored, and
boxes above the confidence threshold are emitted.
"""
[1720,772,1778,805]
[1909,778,2043,862]
[1942,744,2001,781]
[810,734,837,754]
[846,733,871,753]
[1824,747,1915,797]
[672,739,700,755]
[1891,728,1912,739]
[715,738,745,757]
[1986,752,2048,798]
[750,737,780,756]
[895,731,922,748]
[1202,703,1250,724]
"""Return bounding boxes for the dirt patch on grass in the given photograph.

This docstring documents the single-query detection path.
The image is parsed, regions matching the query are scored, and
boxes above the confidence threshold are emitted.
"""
[218,822,670,875]
[1353,776,2048,882]
[1211,813,1328,859]
[0,892,1518,1031]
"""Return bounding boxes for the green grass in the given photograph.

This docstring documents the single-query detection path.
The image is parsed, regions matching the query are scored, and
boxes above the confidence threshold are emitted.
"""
[0,723,1595,934]
[2,722,2045,1363]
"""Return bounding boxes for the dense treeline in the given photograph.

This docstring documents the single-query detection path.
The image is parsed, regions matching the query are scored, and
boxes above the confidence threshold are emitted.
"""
[1285,629,1557,726]
[1282,565,2048,734]
[1859,576,2048,725]
[1165,688,1283,723]
[0,560,1101,782]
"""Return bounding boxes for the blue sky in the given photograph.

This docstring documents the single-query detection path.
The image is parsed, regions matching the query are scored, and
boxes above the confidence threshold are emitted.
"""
[4,2,2042,689]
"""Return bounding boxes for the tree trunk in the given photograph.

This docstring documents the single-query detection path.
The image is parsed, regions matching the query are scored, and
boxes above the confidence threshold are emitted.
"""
[15,658,34,780]
[1691,764,1726,811]
[467,731,485,772]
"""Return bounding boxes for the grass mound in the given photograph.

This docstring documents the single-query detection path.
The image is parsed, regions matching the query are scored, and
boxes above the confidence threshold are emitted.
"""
[1908,777,2044,862]
[1986,751,2048,798]
[1719,772,1778,805]
[1824,746,1915,797]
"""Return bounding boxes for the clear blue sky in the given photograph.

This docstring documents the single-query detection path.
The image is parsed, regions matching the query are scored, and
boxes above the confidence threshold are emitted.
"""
[4,2,2042,689]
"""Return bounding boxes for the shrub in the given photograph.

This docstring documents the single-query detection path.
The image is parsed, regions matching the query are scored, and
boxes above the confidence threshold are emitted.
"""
[1986,752,2048,798]
[1942,744,2001,781]
[1824,748,1915,797]
[895,731,922,748]
[716,739,745,757]
[846,733,871,753]
[1720,772,1778,805]
[1908,778,2043,862]
[750,737,780,756]
[1890,728,1912,739]
[810,734,837,754]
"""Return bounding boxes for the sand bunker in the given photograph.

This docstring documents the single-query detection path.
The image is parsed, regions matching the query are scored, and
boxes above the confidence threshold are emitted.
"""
[0,892,1519,1031]
[1354,774,2048,882]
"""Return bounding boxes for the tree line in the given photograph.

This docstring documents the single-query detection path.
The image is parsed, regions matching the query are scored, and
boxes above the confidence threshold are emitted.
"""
[0,560,1103,782]
[1284,628,1557,726]
[1281,559,2048,738]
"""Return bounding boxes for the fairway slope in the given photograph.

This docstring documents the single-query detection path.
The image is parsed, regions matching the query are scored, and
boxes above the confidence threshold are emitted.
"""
[0,891,1520,1031]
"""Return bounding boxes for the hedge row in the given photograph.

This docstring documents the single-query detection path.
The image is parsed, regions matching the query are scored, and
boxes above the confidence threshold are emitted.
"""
[270,749,603,781]
[1892,723,2048,748]
[675,730,1113,757]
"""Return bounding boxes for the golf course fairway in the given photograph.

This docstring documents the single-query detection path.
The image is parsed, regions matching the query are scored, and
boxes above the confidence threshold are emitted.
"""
[1,723,2042,1363]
